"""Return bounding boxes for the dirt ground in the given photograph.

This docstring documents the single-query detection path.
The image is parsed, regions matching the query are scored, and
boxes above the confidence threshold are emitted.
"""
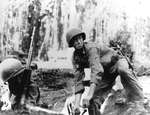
[0,69,150,115]
[0,69,74,115]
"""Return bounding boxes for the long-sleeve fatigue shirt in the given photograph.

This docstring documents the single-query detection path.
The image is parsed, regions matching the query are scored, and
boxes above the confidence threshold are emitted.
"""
[72,42,119,94]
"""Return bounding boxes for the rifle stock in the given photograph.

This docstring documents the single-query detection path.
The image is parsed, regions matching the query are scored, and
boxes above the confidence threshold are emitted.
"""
[116,44,137,78]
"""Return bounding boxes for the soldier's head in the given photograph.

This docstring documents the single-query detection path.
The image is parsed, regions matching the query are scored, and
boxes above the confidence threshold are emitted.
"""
[66,28,86,50]
[9,50,28,64]
[0,58,23,82]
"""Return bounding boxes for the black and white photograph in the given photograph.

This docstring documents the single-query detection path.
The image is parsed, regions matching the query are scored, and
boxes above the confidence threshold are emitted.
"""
[0,0,150,115]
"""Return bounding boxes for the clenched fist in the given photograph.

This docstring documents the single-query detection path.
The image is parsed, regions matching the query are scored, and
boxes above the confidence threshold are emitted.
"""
[82,95,92,108]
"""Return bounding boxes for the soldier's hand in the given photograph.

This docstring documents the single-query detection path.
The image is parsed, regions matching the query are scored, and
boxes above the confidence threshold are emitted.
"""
[74,107,80,115]
[82,95,92,108]
[68,102,80,115]
[71,103,80,115]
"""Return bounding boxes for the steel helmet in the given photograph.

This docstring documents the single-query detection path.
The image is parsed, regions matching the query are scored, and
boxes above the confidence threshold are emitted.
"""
[0,58,23,82]
[66,28,86,47]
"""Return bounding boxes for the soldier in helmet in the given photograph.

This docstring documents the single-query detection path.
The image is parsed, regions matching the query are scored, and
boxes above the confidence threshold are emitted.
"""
[7,50,28,64]
[0,51,40,110]
[66,28,144,115]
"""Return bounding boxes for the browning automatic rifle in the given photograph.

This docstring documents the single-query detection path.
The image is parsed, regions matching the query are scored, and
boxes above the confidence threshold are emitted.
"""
[21,4,47,105]
[114,43,137,78]
[20,25,36,105]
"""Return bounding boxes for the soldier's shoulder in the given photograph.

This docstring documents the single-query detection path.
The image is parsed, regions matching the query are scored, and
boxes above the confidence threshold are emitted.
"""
[12,50,28,57]
[84,42,99,49]
[85,42,114,52]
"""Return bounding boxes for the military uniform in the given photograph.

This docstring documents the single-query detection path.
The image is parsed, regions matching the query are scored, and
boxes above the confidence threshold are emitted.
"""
[66,28,144,115]
[0,58,40,110]
[72,42,144,115]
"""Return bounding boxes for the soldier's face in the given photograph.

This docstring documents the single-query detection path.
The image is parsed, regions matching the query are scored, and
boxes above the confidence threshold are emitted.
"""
[73,35,84,49]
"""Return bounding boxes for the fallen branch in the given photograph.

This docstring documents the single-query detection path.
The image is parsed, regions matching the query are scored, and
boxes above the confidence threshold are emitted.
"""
[26,104,64,115]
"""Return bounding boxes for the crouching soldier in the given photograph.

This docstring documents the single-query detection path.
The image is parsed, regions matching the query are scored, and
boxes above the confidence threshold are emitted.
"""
[66,28,144,115]
[0,52,40,110]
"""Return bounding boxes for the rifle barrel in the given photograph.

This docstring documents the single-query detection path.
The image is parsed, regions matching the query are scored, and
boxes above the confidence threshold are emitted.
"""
[26,26,36,69]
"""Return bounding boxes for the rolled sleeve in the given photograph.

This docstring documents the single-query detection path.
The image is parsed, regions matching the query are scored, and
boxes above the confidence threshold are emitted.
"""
[88,47,104,85]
